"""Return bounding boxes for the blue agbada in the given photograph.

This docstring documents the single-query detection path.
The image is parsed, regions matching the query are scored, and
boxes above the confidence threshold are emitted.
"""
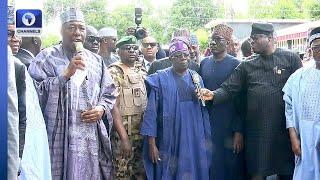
[140,67,212,180]
[200,55,245,180]
[283,67,320,180]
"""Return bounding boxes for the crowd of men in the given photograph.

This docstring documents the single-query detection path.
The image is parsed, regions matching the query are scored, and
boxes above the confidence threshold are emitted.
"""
[7,5,320,180]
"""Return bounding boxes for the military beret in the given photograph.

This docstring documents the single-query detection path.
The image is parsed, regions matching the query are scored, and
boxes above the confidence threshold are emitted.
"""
[309,27,320,45]
[60,8,85,25]
[116,35,137,48]
[8,6,15,25]
[251,22,274,36]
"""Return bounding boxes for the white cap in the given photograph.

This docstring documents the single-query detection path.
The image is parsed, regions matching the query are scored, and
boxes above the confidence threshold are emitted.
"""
[98,27,117,38]
[60,8,85,24]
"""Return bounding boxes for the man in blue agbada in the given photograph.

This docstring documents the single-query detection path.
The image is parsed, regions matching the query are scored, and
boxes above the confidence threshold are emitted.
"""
[140,38,212,180]
[283,26,320,180]
[200,24,245,180]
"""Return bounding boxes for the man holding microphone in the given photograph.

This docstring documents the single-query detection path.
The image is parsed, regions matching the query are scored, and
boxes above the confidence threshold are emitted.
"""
[28,8,117,179]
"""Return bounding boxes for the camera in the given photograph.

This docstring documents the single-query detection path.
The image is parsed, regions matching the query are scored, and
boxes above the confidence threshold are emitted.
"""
[134,7,147,40]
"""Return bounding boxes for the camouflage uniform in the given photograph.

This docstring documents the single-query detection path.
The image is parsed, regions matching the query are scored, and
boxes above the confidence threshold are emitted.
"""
[108,62,147,180]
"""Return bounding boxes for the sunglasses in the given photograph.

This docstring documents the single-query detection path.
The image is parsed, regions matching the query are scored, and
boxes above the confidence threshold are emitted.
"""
[121,45,139,51]
[8,30,17,38]
[142,43,157,48]
[87,36,101,43]
[171,52,190,59]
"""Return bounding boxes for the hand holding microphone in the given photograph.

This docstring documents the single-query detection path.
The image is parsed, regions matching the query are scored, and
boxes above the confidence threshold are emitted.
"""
[63,42,86,79]
[191,73,206,106]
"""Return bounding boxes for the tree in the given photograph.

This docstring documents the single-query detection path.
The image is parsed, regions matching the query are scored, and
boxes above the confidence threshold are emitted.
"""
[104,4,136,38]
[194,28,209,52]
[103,1,171,45]
[309,1,320,19]
[44,0,109,29]
[299,0,316,18]
[44,0,82,22]
[80,0,109,30]
[248,0,310,19]
[169,0,222,30]
[273,0,302,19]
[42,33,61,48]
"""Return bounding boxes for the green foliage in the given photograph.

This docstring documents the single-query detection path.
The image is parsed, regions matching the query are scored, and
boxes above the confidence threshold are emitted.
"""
[248,0,305,19]
[105,4,135,38]
[309,1,320,19]
[170,0,220,30]
[44,0,79,22]
[194,29,209,52]
[42,33,61,48]
[248,0,274,18]
[273,0,302,19]
[81,0,109,30]
[44,0,109,30]
[41,0,318,47]
[143,4,172,45]
[103,1,171,45]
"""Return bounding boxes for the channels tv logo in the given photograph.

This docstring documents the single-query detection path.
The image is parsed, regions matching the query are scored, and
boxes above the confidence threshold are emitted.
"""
[16,9,42,36]
[22,12,36,26]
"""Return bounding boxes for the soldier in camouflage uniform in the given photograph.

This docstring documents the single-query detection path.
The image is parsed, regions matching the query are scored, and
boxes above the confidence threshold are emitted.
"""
[108,35,147,180]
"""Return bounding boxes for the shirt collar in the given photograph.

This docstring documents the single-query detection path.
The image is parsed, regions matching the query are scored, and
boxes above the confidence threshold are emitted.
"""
[143,59,152,66]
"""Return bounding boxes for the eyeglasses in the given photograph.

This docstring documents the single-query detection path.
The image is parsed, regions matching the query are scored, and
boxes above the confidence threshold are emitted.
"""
[311,45,320,53]
[8,30,16,38]
[87,36,101,43]
[142,43,157,48]
[171,52,190,59]
[121,45,139,51]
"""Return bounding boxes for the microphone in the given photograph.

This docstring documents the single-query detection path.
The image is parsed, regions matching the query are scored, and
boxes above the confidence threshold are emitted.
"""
[191,73,206,106]
[74,41,84,54]
[73,41,86,67]
[71,41,87,85]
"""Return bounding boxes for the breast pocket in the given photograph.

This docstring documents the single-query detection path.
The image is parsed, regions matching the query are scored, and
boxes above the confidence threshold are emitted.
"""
[123,88,134,108]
